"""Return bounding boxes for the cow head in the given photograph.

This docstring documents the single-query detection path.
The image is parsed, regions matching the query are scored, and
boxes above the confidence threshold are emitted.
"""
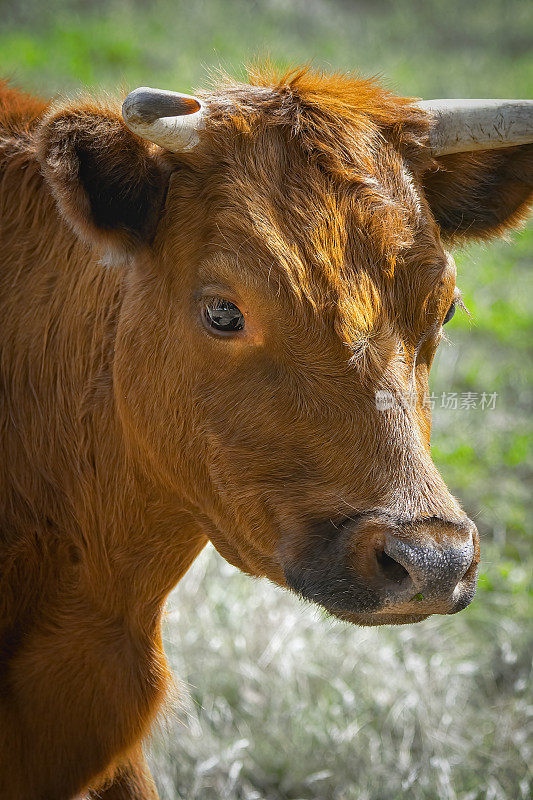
[37,68,533,625]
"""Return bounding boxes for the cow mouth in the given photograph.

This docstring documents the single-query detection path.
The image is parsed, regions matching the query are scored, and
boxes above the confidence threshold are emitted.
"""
[285,576,478,627]
[283,570,478,626]
[333,610,431,626]
[329,578,477,627]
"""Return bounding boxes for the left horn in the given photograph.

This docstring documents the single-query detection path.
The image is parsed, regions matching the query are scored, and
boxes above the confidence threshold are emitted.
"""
[417,99,533,156]
[122,87,205,151]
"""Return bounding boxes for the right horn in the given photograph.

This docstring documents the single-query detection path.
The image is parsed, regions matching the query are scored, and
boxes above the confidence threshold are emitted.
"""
[417,99,533,156]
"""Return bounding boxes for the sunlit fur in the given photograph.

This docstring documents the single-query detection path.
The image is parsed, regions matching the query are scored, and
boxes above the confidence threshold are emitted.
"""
[0,67,531,799]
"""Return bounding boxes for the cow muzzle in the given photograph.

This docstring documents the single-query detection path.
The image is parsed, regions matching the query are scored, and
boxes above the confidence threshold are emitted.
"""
[281,514,480,624]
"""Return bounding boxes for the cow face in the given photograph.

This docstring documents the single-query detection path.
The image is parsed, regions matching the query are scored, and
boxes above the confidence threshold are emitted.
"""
[38,69,532,625]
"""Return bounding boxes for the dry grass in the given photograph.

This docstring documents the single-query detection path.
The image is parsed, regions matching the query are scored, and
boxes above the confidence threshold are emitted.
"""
[149,547,532,800]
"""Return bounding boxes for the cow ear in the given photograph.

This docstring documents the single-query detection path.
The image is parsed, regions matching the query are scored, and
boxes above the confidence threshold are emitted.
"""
[36,99,171,262]
[421,144,533,241]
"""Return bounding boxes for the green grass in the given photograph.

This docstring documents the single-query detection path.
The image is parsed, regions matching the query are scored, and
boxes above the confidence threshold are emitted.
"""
[1,0,533,98]
[1,1,531,797]
[431,226,533,566]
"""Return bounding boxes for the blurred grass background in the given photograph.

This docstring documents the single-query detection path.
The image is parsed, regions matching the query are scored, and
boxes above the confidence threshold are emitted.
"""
[1,1,531,798]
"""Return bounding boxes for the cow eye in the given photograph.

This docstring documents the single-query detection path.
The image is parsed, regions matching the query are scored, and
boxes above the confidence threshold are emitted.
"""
[204,299,245,333]
[443,302,456,325]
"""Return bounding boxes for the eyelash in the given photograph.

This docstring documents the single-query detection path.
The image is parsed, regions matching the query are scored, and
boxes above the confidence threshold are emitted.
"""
[443,301,456,324]
[443,289,468,326]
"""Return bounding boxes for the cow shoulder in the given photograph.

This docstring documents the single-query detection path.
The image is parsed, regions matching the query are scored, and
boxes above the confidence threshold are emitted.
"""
[422,144,533,241]
[36,97,172,260]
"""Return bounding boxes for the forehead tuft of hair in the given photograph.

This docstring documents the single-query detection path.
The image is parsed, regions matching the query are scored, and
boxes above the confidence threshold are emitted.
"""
[199,64,430,177]
[197,66,432,266]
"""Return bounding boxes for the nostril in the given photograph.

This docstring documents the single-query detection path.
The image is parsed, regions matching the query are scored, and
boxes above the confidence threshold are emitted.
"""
[376,549,410,584]
[383,526,476,598]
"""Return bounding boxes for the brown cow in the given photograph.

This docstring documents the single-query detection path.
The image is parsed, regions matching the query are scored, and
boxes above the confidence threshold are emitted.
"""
[0,67,532,799]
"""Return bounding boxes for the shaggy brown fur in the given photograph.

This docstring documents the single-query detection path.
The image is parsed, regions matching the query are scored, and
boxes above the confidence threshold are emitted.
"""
[0,67,531,799]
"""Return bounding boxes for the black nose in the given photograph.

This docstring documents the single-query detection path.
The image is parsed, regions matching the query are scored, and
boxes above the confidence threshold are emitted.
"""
[382,522,475,600]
